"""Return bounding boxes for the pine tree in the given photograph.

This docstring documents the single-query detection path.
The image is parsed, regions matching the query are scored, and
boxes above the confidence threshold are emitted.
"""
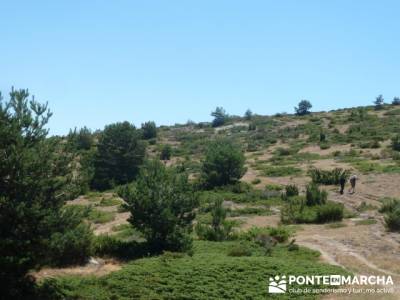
[374,94,384,110]
[0,88,89,298]
[92,121,146,190]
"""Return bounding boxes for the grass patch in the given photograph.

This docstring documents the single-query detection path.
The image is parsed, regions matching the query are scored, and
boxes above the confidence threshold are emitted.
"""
[113,225,144,241]
[251,178,261,185]
[86,191,104,202]
[87,209,116,224]
[262,166,302,177]
[98,197,123,207]
[325,222,347,229]
[354,219,377,226]
[50,240,349,299]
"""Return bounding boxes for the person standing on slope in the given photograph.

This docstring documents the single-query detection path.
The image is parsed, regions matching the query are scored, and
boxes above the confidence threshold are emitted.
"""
[349,174,358,194]
[339,176,346,195]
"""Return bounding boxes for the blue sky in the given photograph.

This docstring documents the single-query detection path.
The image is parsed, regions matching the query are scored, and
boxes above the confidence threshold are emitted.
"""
[1,1,399,135]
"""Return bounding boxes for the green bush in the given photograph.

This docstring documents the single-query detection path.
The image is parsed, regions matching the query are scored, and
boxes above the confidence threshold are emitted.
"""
[196,198,233,241]
[201,139,246,188]
[308,168,350,185]
[306,183,327,206]
[267,226,291,243]
[384,209,400,231]
[119,160,198,252]
[98,197,122,207]
[239,226,292,244]
[160,144,172,160]
[359,140,380,149]
[48,223,93,266]
[275,147,291,156]
[251,178,261,185]
[319,142,330,150]
[285,184,299,197]
[315,202,344,223]
[378,198,400,232]
[379,198,400,213]
[281,197,343,225]
[392,135,400,151]
[92,121,146,190]
[141,121,157,139]
[265,184,283,191]
[92,235,149,259]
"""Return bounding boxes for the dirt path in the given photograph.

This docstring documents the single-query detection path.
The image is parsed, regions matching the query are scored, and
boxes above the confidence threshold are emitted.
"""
[238,178,400,299]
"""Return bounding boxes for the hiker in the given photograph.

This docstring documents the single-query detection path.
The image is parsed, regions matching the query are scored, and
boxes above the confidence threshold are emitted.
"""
[349,174,358,194]
[339,176,346,195]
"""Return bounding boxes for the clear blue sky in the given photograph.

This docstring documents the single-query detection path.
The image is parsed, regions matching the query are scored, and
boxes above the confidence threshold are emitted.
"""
[1,1,399,135]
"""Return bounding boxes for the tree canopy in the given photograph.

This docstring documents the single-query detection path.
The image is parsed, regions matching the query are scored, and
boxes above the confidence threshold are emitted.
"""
[91,121,146,190]
[201,139,246,188]
[294,100,312,116]
[141,121,157,139]
[119,160,198,252]
[0,88,91,298]
[211,107,228,127]
[374,94,384,110]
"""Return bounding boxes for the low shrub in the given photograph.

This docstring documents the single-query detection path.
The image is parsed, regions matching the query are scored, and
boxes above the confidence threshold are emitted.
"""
[227,243,253,256]
[306,183,327,206]
[160,144,172,160]
[392,135,400,152]
[98,197,122,207]
[281,195,343,224]
[263,166,302,177]
[275,147,291,156]
[308,168,350,185]
[315,202,344,223]
[379,198,400,213]
[359,140,380,149]
[251,178,261,185]
[48,223,93,266]
[88,209,115,224]
[265,184,283,191]
[378,198,400,232]
[385,209,400,231]
[319,142,330,150]
[46,206,94,266]
[237,226,292,244]
[267,226,291,243]
[285,184,299,197]
[246,142,258,152]
[196,198,233,241]
[92,235,150,259]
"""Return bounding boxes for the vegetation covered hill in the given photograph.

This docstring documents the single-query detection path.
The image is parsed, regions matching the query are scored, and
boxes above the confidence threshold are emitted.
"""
[2,90,400,299]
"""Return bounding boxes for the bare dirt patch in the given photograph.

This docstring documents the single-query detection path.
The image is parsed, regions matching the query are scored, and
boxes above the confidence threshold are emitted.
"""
[34,258,122,280]
[299,144,352,156]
